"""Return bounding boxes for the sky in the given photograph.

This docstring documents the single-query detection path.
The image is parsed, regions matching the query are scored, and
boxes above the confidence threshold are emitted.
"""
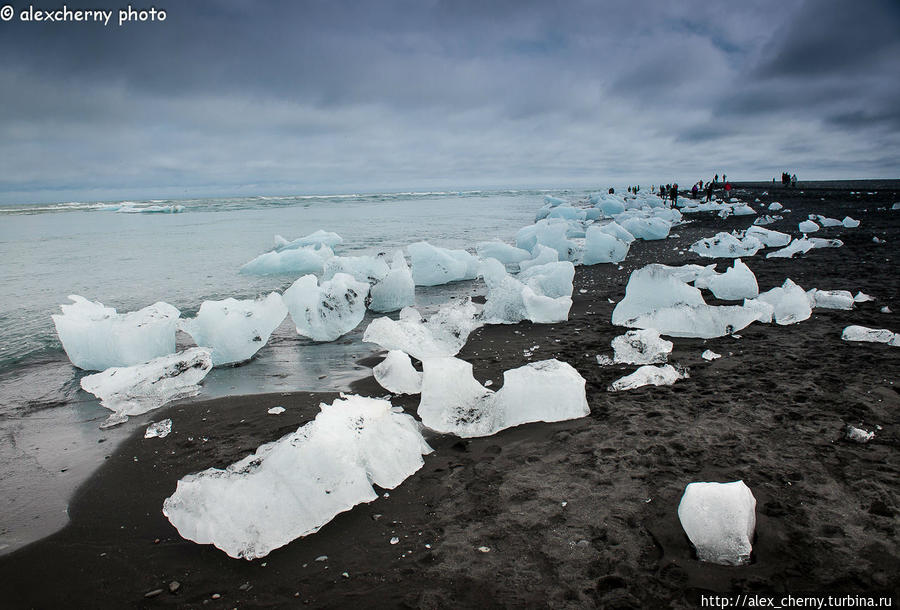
[1,0,898,204]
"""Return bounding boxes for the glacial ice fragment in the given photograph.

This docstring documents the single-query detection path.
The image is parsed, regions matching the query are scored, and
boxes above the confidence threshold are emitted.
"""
[807,289,854,310]
[178,293,287,366]
[689,233,762,258]
[754,279,811,325]
[608,364,686,391]
[841,325,898,346]
[798,220,819,233]
[323,255,390,284]
[765,238,814,259]
[363,300,482,360]
[476,241,532,265]
[408,242,478,286]
[274,230,343,250]
[609,329,673,365]
[282,273,369,342]
[240,245,333,276]
[696,259,759,301]
[583,226,630,264]
[81,347,212,425]
[744,226,791,248]
[163,395,432,559]
[368,251,415,313]
[53,296,180,371]
[373,350,423,395]
[678,480,756,566]
[145,419,173,439]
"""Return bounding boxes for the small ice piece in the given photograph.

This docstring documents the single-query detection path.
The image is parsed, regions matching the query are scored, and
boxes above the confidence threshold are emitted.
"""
[610,329,673,364]
[765,238,814,259]
[701,259,759,301]
[677,480,756,566]
[798,220,820,233]
[892,203,900,210]
[519,244,560,272]
[240,245,333,276]
[732,204,755,216]
[476,241,532,265]
[373,350,423,395]
[853,291,875,303]
[583,226,630,264]
[842,217,860,228]
[52,296,180,371]
[268,406,286,415]
[163,395,432,559]
[608,364,686,391]
[755,279,811,325]
[282,273,369,342]
[807,289,854,310]
[390,537,400,545]
[544,195,567,207]
[753,215,778,226]
[845,425,874,443]
[811,215,842,228]
[368,251,416,313]
[768,202,783,211]
[274,230,343,250]
[881,306,892,314]
[841,325,898,346]
[417,358,588,438]
[745,226,791,248]
[145,419,173,439]
[807,238,844,249]
[363,300,482,360]
[178,293,288,366]
[81,348,213,425]
[323,255,390,284]
[689,232,762,258]
[701,350,721,361]
[408,242,478,286]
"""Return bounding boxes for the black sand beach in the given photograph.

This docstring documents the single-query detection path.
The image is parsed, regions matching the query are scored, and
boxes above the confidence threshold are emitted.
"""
[1,184,897,608]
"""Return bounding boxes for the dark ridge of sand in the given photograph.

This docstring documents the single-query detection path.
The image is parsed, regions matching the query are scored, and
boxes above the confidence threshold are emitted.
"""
[0,185,897,608]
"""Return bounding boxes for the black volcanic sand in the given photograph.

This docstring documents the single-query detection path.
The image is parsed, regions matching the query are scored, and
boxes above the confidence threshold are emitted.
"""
[1,184,898,608]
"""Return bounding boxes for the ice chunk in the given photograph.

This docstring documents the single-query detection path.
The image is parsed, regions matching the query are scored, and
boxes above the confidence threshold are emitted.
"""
[275,230,343,250]
[618,216,671,241]
[701,349,721,361]
[612,264,770,338]
[610,329,673,364]
[81,348,212,426]
[810,215,842,228]
[845,425,874,443]
[533,219,579,261]
[373,350,422,395]
[842,217,860,228]
[597,198,626,217]
[368,251,415,313]
[518,261,575,299]
[698,259,759,301]
[807,289,854,310]
[690,233,762,258]
[476,241,531,265]
[544,195,567,207]
[854,291,875,303]
[267,406,285,415]
[753,215,778,226]
[163,395,432,559]
[732,204,756,216]
[481,259,572,324]
[596,221,636,244]
[282,273,369,342]
[145,419,173,439]
[240,245,333,276]
[53,296,180,371]
[609,364,686,391]
[841,325,898,346]
[323,255,390,284]
[547,206,585,221]
[677,481,756,566]
[583,226,630,264]
[363,300,482,360]
[408,242,478,286]
[768,202,783,211]
[518,244,559,271]
[754,279,811,325]
[745,226,791,248]
[808,238,843,249]
[798,220,819,233]
[178,293,287,366]
[417,358,588,438]
[765,238,814,259]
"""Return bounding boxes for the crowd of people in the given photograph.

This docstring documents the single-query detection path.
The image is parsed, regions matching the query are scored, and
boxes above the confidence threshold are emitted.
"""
[615,172,735,208]
[779,172,798,187]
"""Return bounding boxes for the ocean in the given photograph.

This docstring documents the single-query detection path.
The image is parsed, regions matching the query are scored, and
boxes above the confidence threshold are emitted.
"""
[0,187,597,554]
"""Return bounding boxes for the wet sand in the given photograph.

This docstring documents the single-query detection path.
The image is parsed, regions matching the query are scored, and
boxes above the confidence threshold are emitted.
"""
[0,183,897,608]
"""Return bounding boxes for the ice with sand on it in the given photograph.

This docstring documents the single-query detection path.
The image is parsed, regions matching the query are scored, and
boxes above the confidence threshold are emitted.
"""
[702,349,721,361]
[373,350,422,395]
[745,225,791,248]
[765,238,814,259]
[363,299,482,361]
[608,364,686,391]
[841,325,898,346]
[608,329,673,365]
[368,251,416,313]
[145,419,173,439]
[163,395,432,560]
[53,295,180,371]
[282,273,369,342]
[417,358,588,438]
[689,232,762,258]
[80,347,212,428]
[407,241,478,286]
[178,293,287,366]
[678,480,757,566]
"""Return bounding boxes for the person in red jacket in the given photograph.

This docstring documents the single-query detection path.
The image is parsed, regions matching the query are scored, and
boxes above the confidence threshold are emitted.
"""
[724,181,732,199]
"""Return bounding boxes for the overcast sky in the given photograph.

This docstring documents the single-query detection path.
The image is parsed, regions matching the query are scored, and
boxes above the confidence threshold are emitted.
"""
[1,0,898,203]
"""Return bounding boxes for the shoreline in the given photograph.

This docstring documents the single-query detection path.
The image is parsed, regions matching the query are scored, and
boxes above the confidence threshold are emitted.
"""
[0,184,897,607]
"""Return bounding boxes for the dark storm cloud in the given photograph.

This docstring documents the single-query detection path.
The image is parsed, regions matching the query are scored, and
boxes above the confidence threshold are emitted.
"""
[0,0,898,203]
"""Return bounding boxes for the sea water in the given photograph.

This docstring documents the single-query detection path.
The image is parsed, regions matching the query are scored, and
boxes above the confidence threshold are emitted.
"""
[0,187,595,553]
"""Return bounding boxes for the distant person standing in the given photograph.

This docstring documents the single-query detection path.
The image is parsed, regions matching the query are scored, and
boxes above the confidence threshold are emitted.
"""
[608,187,615,194]
[714,173,719,185]
[723,173,727,184]
[791,174,797,188]
[670,183,678,207]
[691,183,699,199]
[705,181,713,202]
[724,181,732,200]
